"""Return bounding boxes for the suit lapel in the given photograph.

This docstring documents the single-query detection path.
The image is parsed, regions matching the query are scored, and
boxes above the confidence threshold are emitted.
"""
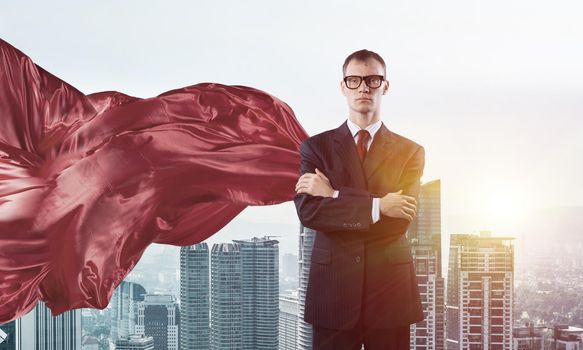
[333,122,367,189]
[362,124,396,181]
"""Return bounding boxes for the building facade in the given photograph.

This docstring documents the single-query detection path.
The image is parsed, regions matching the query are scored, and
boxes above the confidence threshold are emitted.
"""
[110,281,147,341]
[14,302,81,350]
[446,232,514,350]
[297,225,316,350]
[180,243,210,349]
[279,294,299,350]
[136,294,179,350]
[408,179,446,350]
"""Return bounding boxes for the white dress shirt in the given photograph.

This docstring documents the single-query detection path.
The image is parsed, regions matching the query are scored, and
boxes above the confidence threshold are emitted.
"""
[331,118,382,224]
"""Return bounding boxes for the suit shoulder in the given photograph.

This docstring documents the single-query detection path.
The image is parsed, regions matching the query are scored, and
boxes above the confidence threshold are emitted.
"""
[301,128,336,148]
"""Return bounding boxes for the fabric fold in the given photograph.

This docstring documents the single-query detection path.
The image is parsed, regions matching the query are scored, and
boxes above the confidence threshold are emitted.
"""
[0,38,307,323]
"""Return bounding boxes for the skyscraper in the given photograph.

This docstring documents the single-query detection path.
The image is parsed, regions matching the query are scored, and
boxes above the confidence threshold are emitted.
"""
[235,237,279,350]
[110,281,147,341]
[279,293,299,350]
[446,232,514,350]
[13,301,81,350]
[180,243,210,349]
[136,294,179,350]
[297,225,315,350]
[211,243,243,350]
[210,237,279,350]
[408,179,446,350]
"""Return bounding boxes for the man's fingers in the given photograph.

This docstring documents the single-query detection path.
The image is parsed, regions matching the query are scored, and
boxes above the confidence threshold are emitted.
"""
[400,194,417,205]
[402,206,416,218]
[402,201,417,214]
[295,180,311,192]
[296,178,314,188]
[400,209,413,222]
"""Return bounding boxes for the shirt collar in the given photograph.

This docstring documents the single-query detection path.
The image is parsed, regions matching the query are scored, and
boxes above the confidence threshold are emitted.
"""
[346,118,383,139]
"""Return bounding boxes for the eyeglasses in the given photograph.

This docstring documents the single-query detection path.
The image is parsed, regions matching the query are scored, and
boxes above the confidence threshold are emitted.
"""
[343,75,385,89]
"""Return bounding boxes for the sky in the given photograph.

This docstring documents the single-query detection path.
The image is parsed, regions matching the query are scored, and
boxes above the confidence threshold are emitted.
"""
[1,0,582,257]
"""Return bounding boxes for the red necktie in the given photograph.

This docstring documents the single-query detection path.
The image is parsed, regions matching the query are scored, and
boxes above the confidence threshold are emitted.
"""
[356,130,370,163]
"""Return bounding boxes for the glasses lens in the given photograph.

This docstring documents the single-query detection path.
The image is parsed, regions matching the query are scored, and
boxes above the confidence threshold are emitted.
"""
[364,76,383,89]
[344,76,362,89]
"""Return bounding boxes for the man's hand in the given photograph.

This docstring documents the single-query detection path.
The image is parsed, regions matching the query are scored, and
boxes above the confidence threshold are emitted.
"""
[295,168,335,198]
[379,190,418,221]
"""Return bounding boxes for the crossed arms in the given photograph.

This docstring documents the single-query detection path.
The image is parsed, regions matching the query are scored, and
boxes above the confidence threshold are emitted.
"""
[293,139,424,235]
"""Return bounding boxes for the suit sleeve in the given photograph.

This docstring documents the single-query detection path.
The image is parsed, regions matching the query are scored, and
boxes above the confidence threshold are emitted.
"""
[293,139,373,233]
[369,145,425,238]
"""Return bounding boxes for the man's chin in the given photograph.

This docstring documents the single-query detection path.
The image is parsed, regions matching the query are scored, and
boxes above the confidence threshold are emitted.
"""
[352,106,371,114]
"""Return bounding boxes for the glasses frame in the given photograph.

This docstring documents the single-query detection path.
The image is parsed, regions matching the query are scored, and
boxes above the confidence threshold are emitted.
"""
[343,75,386,89]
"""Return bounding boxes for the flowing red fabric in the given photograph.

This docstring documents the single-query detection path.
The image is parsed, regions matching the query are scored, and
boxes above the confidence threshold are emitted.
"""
[0,39,308,324]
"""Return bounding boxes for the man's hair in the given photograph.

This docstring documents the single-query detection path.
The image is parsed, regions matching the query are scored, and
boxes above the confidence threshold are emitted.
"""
[342,49,387,77]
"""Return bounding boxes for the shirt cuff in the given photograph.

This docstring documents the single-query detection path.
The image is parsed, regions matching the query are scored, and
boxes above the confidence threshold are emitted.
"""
[332,190,339,198]
[372,197,380,224]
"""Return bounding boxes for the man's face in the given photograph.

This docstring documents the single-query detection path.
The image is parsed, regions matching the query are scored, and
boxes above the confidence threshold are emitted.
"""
[341,58,388,116]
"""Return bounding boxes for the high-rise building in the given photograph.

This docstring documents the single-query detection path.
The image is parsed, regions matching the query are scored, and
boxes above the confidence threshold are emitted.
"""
[136,294,179,350]
[13,301,81,350]
[235,237,279,350]
[446,232,514,350]
[279,294,299,350]
[409,179,443,273]
[408,179,446,350]
[211,243,243,350]
[110,281,147,341]
[115,334,155,350]
[210,237,279,350]
[297,225,315,350]
[180,243,210,349]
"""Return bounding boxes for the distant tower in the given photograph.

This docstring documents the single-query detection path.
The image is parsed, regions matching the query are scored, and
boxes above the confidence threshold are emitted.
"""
[210,243,243,350]
[408,179,446,350]
[297,225,316,349]
[446,232,514,350]
[14,301,81,350]
[136,295,179,350]
[234,237,279,350]
[180,243,210,349]
[279,293,299,350]
[110,281,147,341]
[281,253,299,281]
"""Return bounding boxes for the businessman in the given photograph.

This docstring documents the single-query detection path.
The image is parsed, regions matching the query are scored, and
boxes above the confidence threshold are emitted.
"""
[294,49,425,349]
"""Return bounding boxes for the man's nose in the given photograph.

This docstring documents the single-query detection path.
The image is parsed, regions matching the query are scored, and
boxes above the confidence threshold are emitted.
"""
[358,78,370,93]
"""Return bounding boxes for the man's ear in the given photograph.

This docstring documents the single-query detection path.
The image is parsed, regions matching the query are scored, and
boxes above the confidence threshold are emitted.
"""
[382,80,390,95]
[340,80,347,96]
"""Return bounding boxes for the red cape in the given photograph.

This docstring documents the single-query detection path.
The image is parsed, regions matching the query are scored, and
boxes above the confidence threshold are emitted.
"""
[0,38,307,323]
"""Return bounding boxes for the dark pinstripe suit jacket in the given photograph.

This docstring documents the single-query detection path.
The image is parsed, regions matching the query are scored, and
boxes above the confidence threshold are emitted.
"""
[294,121,426,330]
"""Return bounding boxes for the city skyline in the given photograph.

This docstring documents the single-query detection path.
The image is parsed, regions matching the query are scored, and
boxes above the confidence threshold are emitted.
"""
[1,1,581,241]
[1,2,581,347]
